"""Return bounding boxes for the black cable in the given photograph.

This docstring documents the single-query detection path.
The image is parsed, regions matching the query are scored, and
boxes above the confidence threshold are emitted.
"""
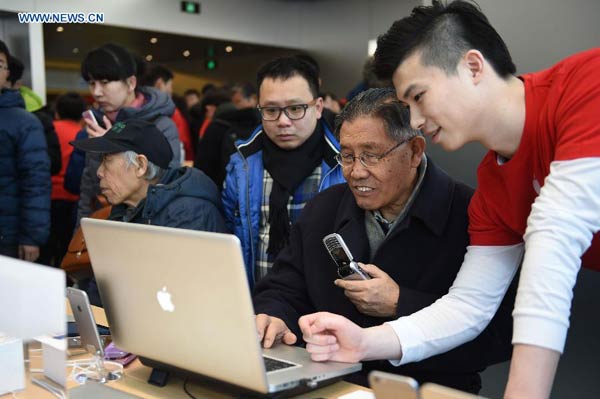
[183,376,198,399]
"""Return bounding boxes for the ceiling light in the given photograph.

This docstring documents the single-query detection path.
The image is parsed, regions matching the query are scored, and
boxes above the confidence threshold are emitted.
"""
[150,37,158,44]
[183,50,191,57]
[72,48,79,54]
[225,46,233,53]
[145,54,153,61]
[56,26,64,32]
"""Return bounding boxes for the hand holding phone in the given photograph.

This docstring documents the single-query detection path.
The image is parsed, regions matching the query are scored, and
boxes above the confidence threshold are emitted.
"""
[323,233,370,280]
[82,110,111,137]
[82,109,99,126]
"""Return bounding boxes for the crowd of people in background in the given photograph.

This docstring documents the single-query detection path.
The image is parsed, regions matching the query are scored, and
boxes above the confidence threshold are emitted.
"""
[0,38,358,273]
[0,38,368,278]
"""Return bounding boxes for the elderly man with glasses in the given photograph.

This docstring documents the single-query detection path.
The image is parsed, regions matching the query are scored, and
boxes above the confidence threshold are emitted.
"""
[251,88,515,392]
[222,56,345,289]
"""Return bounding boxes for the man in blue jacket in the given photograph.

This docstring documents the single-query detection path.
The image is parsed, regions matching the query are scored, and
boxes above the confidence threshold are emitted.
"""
[71,118,227,305]
[222,56,345,289]
[0,40,50,261]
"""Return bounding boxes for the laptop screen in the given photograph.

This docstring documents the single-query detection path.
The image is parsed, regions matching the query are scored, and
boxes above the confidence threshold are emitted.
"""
[81,219,270,392]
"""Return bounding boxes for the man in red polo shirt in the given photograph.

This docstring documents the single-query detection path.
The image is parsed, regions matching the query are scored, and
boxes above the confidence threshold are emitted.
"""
[297,2,600,398]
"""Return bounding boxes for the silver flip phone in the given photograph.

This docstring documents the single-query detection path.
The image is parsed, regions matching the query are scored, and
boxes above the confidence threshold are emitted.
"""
[323,233,370,280]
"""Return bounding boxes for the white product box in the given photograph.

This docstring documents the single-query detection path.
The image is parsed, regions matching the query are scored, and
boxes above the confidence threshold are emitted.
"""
[0,336,25,395]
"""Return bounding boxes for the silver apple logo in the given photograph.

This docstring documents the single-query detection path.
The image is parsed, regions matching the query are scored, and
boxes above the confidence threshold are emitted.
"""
[156,286,175,312]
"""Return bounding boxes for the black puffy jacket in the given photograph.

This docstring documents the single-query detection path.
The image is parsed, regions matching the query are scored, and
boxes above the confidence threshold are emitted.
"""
[0,89,51,247]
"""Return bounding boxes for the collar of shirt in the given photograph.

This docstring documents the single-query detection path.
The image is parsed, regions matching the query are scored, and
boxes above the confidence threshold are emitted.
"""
[370,154,428,236]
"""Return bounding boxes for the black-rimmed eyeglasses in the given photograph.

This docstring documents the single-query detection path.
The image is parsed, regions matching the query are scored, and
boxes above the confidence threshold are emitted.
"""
[335,138,409,169]
[257,98,318,121]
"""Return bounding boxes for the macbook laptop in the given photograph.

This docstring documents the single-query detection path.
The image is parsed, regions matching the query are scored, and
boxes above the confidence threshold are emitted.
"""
[81,218,361,395]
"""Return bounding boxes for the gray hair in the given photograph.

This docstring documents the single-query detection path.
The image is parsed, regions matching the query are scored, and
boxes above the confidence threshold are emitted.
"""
[334,87,421,143]
[123,150,165,181]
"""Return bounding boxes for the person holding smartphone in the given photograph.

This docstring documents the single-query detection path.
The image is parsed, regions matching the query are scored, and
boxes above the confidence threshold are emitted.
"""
[299,2,600,398]
[74,43,181,224]
[252,88,515,392]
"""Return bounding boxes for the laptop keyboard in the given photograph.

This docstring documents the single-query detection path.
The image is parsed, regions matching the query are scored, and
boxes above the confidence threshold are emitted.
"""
[263,356,298,372]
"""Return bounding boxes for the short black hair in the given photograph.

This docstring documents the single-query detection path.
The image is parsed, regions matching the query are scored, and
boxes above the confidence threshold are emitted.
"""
[232,82,256,99]
[200,88,231,107]
[184,88,200,97]
[0,39,10,60]
[139,64,174,87]
[295,53,320,77]
[7,56,24,86]
[374,0,515,80]
[171,94,187,114]
[55,92,87,121]
[133,54,147,82]
[81,43,137,82]
[201,83,216,96]
[257,56,320,98]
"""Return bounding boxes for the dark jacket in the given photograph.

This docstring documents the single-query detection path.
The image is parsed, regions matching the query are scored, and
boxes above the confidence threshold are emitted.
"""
[109,167,228,232]
[33,107,62,176]
[64,129,87,195]
[253,160,514,393]
[320,108,337,133]
[76,86,181,223]
[0,89,51,247]
[194,107,261,189]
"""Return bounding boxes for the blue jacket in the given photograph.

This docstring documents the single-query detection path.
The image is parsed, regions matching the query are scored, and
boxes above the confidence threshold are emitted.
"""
[222,120,345,286]
[76,86,181,223]
[0,89,51,247]
[109,167,228,233]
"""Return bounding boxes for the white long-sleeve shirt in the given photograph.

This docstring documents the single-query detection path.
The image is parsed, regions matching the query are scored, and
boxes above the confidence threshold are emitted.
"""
[387,158,600,365]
